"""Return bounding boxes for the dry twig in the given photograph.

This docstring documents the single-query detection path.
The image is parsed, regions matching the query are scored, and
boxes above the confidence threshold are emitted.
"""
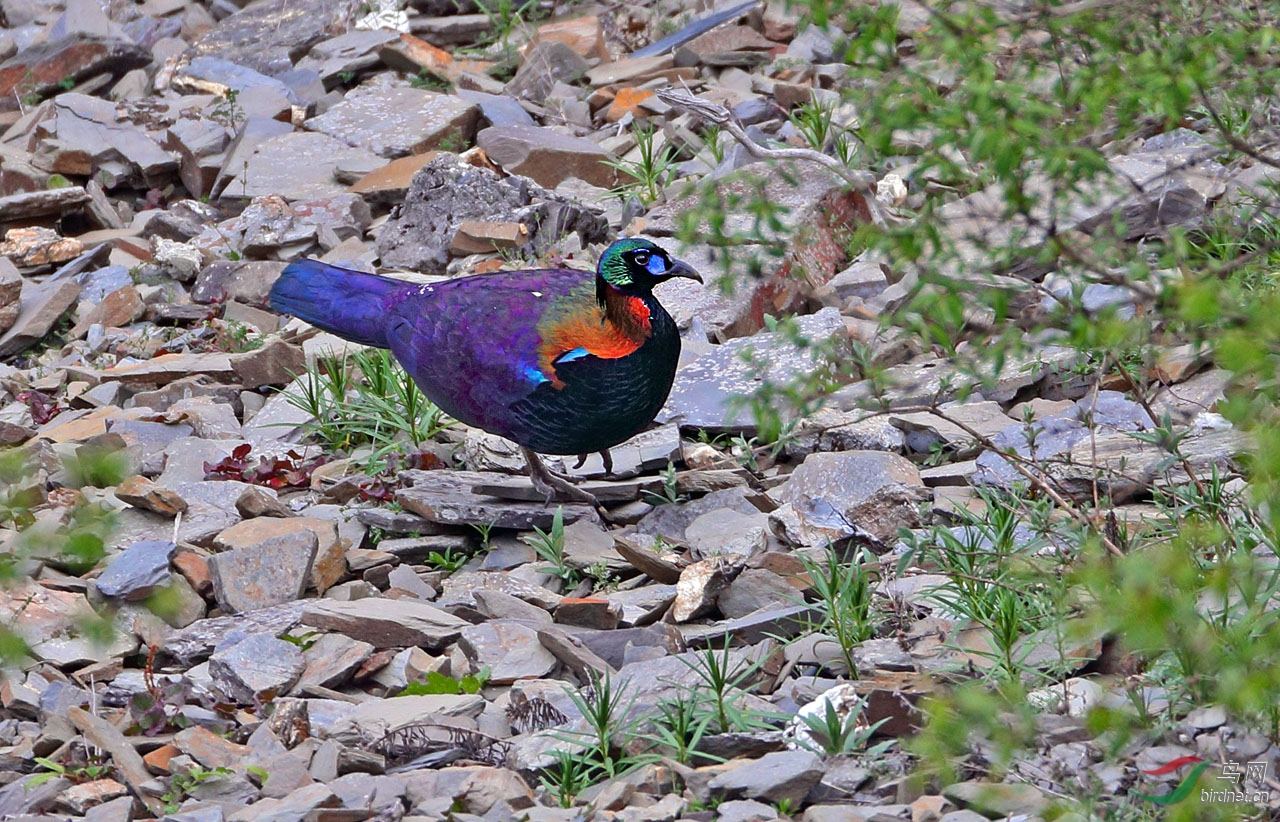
[654,85,891,228]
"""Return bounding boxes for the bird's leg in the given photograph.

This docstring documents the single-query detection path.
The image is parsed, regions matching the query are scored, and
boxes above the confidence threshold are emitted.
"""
[571,450,614,476]
[522,447,600,507]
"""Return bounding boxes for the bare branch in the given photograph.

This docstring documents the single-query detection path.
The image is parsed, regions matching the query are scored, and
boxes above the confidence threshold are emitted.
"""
[654,85,893,228]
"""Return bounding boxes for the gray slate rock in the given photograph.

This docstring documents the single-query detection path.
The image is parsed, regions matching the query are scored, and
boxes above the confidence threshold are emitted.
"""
[456,89,535,127]
[162,601,306,665]
[661,308,849,433]
[227,781,337,822]
[301,597,469,650]
[210,633,305,704]
[506,41,590,102]
[684,508,769,561]
[189,0,363,76]
[95,540,176,600]
[716,799,778,822]
[459,620,559,684]
[377,153,608,274]
[297,633,375,690]
[305,84,479,158]
[476,124,619,188]
[207,528,318,613]
[707,750,826,804]
[717,569,797,620]
[772,450,929,549]
[634,486,760,542]
[224,132,381,202]
[941,781,1050,817]
[0,277,81,357]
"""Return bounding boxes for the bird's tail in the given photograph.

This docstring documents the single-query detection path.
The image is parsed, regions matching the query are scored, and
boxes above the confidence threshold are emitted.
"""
[269,259,407,348]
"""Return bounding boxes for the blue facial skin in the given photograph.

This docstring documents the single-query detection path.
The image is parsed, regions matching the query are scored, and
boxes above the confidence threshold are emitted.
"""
[646,255,668,277]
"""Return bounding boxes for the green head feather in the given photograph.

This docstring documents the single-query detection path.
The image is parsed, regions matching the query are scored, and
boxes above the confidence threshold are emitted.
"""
[595,238,702,302]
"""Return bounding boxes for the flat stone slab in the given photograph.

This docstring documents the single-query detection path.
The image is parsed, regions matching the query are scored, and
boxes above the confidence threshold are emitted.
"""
[301,597,470,650]
[476,124,618,189]
[661,307,850,434]
[189,0,364,76]
[942,781,1050,818]
[328,694,485,743]
[95,540,177,600]
[224,132,382,202]
[395,469,595,530]
[0,187,90,221]
[470,474,664,503]
[458,620,559,684]
[160,601,307,665]
[0,277,81,357]
[305,85,478,158]
[0,35,149,100]
[708,750,826,804]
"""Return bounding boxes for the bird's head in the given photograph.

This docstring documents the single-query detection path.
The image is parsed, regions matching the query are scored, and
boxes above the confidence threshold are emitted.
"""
[596,238,702,301]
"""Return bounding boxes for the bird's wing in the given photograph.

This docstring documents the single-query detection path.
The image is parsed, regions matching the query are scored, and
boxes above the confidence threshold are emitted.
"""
[383,268,604,434]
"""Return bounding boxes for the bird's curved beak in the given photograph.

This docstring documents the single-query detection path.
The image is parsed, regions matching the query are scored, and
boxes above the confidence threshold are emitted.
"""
[665,259,703,284]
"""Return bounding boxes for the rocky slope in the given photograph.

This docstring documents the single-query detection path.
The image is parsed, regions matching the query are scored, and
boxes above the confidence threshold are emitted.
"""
[0,0,1273,820]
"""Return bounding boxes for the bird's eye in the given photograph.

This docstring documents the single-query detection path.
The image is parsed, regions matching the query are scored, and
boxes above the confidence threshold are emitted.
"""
[633,250,650,266]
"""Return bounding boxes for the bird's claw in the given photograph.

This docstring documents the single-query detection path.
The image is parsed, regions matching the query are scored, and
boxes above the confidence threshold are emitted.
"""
[523,447,602,509]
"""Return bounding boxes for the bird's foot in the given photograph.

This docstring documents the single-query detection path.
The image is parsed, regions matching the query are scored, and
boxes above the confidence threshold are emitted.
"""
[522,447,601,508]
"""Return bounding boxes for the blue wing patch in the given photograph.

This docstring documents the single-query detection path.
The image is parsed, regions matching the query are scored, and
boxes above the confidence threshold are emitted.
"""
[554,347,591,364]
[521,363,550,385]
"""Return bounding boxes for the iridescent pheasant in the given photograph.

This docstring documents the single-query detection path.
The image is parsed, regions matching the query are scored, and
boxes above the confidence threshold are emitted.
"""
[268,238,701,504]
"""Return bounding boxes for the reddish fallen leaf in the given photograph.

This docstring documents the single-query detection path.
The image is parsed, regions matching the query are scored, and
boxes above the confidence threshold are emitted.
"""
[18,390,61,426]
[204,444,326,489]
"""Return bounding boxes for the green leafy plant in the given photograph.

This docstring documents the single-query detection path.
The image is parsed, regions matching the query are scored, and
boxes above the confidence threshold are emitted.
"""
[521,507,579,585]
[280,631,320,651]
[642,461,686,506]
[701,122,726,164]
[539,749,602,808]
[799,547,879,677]
[641,692,720,766]
[795,695,893,758]
[556,670,640,778]
[789,96,858,167]
[409,68,451,92]
[26,754,113,788]
[473,0,538,53]
[679,640,774,735]
[400,668,490,696]
[212,319,263,353]
[210,88,244,127]
[162,765,233,813]
[586,560,619,593]
[284,347,452,470]
[605,123,679,204]
[469,518,499,551]
[425,545,471,573]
